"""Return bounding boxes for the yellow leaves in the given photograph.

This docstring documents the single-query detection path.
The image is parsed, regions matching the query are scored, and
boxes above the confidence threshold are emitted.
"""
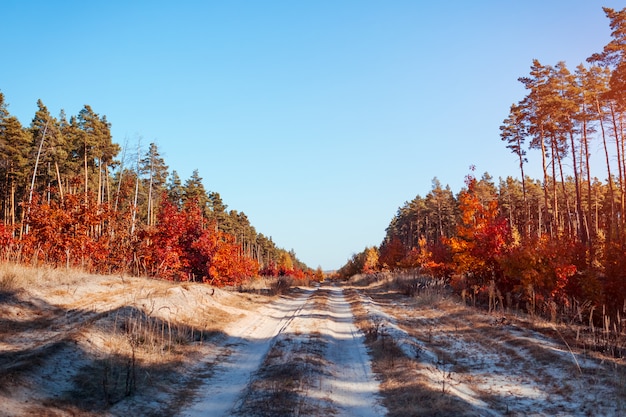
[362,247,379,273]
[278,252,294,272]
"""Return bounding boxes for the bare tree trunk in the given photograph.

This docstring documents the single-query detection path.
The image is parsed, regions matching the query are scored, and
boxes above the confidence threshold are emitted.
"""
[621,113,626,235]
[10,181,15,228]
[130,141,141,236]
[581,116,593,256]
[114,139,129,213]
[540,128,551,236]
[555,140,573,237]
[97,158,102,206]
[84,137,88,204]
[550,137,560,234]
[55,161,64,203]
[147,148,154,227]
[517,147,529,238]
[598,99,616,239]
[105,163,111,205]
[568,130,585,244]
[26,122,48,235]
[610,103,624,236]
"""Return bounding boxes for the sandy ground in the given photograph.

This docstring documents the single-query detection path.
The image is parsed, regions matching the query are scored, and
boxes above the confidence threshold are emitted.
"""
[0,270,263,417]
[1,268,625,416]
[351,277,626,417]
[0,270,385,417]
[181,285,384,417]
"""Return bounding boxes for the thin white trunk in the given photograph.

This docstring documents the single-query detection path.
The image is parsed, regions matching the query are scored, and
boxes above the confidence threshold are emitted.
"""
[26,121,48,235]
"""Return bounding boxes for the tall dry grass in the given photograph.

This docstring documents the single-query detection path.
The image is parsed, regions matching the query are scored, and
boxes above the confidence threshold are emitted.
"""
[0,261,87,293]
[0,262,28,294]
[345,287,472,417]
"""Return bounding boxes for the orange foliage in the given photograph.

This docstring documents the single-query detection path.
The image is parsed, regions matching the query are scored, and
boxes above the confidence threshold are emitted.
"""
[602,242,626,311]
[21,193,111,270]
[0,222,16,258]
[379,236,406,270]
[500,235,580,305]
[446,177,510,288]
[140,198,259,285]
[362,247,379,273]
[13,192,260,286]
[420,241,453,279]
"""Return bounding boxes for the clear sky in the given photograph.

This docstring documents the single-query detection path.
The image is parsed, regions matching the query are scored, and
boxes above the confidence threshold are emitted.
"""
[2,1,624,270]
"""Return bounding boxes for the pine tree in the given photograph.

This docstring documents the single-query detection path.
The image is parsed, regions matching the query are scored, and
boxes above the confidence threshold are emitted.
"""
[140,143,168,226]
[167,170,184,208]
[588,7,626,238]
[208,191,230,232]
[30,100,67,201]
[183,169,210,216]
[501,103,529,233]
[424,178,457,244]
[0,112,32,227]
[75,105,120,204]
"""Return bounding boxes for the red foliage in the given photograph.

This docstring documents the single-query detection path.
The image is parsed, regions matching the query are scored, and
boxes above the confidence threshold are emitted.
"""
[203,230,259,286]
[421,241,454,279]
[259,259,308,281]
[599,242,626,312]
[446,178,511,288]
[499,235,581,307]
[260,261,279,277]
[290,268,306,280]
[141,198,258,285]
[400,248,421,269]
[379,236,406,270]
[0,222,16,258]
[21,193,111,270]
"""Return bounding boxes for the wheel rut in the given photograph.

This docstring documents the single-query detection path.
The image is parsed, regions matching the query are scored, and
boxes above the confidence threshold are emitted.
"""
[179,285,385,417]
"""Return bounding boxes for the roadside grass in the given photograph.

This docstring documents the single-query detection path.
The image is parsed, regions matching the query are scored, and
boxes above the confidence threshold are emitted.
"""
[0,261,86,288]
[25,302,224,415]
[236,275,317,297]
[0,264,21,295]
[347,273,626,416]
[346,287,476,417]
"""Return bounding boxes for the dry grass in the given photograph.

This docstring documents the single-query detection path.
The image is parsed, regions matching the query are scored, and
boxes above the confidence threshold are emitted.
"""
[52,310,209,413]
[347,272,393,287]
[236,275,316,297]
[234,332,334,417]
[233,288,335,417]
[235,337,308,416]
[0,262,29,296]
[346,288,472,416]
[0,262,86,288]
[345,272,626,416]
[19,302,219,414]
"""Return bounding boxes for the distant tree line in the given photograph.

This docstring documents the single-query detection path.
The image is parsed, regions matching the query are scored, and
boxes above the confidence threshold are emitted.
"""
[0,97,311,284]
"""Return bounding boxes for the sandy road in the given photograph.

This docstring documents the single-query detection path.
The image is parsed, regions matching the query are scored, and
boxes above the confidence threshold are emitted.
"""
[295,286,384,416]
[180,285,385,417]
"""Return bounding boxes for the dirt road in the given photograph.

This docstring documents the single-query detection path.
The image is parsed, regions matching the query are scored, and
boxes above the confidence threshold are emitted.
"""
[180,285,385,417]
[2,269,387,417]
[3,268,625,417]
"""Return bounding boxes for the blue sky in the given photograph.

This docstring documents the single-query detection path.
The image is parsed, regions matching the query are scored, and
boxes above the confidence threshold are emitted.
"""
[2,1,624,270]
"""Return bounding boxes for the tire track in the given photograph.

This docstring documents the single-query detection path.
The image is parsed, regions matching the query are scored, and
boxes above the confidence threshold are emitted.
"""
[314,286,385,417]
[179,287,315,417]
[229,285,385,417]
